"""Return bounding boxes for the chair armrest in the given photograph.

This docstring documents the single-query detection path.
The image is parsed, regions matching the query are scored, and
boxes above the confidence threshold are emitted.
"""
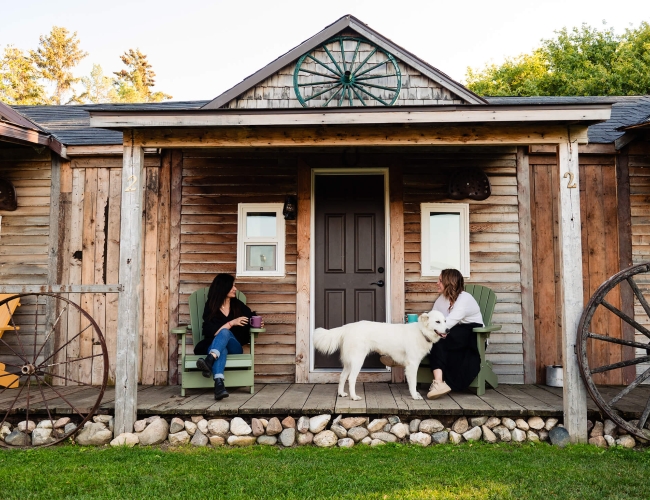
[473,325,502,333]
[250,327,265,338]
[171,326,188,335]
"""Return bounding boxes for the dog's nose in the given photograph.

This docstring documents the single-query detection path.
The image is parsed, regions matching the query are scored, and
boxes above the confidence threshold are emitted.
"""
[445,329,450,333]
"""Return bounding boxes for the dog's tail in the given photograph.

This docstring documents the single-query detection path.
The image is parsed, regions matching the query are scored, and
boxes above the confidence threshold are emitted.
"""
[313,326,345,355]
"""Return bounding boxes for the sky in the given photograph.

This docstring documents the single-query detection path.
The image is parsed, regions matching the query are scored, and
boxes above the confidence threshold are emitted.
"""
[1,0,648,102]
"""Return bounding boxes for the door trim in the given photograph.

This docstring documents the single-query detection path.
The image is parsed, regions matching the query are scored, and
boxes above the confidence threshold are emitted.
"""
[309,168,392,377]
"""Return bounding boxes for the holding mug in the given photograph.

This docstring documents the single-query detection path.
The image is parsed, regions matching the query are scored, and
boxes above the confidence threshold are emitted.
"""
[250,315,263,328]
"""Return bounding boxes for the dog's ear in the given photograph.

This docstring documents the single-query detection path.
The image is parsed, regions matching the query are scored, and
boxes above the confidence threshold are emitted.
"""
[418,312,429,324]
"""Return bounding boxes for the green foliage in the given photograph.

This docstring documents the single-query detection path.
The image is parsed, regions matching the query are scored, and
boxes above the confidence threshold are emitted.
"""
[113,48,172,103]
[0,46,47,105]
[79,64,117,104]
[466,22,650,96]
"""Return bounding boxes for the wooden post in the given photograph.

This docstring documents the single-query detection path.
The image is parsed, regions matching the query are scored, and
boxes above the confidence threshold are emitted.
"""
[295,160,311,383]
[114,132,145,435]
[516,147,536,383]
[557,139,588,442]
[389,166,405,383]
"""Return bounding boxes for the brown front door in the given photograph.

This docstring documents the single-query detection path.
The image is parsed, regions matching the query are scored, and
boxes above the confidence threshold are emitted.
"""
[314,174,386,369]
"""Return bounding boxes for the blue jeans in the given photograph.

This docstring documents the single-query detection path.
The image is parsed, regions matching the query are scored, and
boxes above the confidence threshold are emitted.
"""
[208,329,243,380]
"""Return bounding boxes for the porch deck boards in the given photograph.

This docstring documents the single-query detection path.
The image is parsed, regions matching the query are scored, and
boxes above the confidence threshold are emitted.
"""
[2,384,649,419]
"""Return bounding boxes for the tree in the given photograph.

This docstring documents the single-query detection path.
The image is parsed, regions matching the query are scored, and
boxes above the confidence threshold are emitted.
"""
[465,22,650,96]
[30,26,87,105]
[0,46,47,105]
[113,49,171,103]
[79,64,116,104]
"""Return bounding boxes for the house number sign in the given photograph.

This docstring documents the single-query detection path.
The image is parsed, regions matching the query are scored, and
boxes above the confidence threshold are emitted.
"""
[124,175,138,192]
[563,172,577,189]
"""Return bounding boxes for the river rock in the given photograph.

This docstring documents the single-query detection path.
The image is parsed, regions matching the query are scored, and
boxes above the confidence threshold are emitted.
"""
[539,430,549,441]
[266,417,283,436]
[449,431,463,444]
[230,417,252,436]
[549,426,570,448]
[280,428,296,447]
[64,423,77,435]
[361,436,372,445]
[390,423,410,439]
[145,416,161,425]
[511,428,526,443]
[251,418,265,437]
[367,418,388,433]
[485,417,501,429]
[383,424,392,432]
[348,426,369,442]
[257,435,277,445]
[545,418,558,431]
[370,431,397,443]
[482,425,497,443]
[431,431,449,444]
[527,430,539,442]
[604,435,615,447]
[110,433,139,447]
[463,426,482,442]
[590,421,604,437]
[409,419,421,434]
[603,419,617,437]
[138,418,169,446]
[209,435,225,446]
[169,418,184,434]
[313,430,337,447]
[339,417,367,429]
[208,419,230,437]
[501,417,516,430]
[338,437,355,448]
[259,418,268,429]
[297,416,310,433]
[32,428,55,446]
[370,439,385,446]
[388,415,401,425]
[227,435,256,446]
[5,430,30,446]
[493,426,511,442]
[282,416,296,429]
[54,417,70,429]
[515,419,529,431]
[191,415,204,423]
[419,419,444,434]
[410,432,431,446]
[297,431,313,445]
[589,436,607,448]
[528,417,545,430]
[134,419,147,433]
[191,430,209,447]
[37,420,54,429]
[76,422,113,446]
[331,424,347,438]
[197,419,209,435]
[309,414,331,434]
[168,430,191,446]
[184,421,197,436]
[93,415,112,424]
[17,420,36,433]
[616,435,636,448]
[470,416,488,427]
[451,417,469,434]
[0,423,11,440]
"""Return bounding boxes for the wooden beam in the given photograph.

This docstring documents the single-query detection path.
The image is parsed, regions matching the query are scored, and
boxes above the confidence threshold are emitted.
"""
[0,284,122,293]
[66,145,123,156]
[516,147,536,383]
[131,124,590,149]
[389,166,405,384]
[295,160,311,383]
[114,132,145,435]
[167,150,182,385]
[530,144,617,155]
[556,139,588,443]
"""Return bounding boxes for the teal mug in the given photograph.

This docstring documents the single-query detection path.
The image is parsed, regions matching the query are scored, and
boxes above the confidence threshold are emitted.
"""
[406,313,419,323]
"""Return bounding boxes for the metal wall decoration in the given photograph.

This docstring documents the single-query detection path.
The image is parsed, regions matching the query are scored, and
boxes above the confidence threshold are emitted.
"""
[283,195,298,220]
[447,168,492,201]
[293,36,402,107]
[0,178,17,211]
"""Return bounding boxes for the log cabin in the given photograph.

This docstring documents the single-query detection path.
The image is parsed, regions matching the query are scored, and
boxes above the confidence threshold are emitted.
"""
[1,16,650,440]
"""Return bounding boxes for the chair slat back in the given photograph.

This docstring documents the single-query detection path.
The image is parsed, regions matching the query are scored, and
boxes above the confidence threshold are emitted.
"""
[0,294,20,338]
[188,287,246,345]
[464,284,496,326]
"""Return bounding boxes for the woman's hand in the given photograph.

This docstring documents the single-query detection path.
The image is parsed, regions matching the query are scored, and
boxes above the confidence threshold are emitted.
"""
[230,316,249,327]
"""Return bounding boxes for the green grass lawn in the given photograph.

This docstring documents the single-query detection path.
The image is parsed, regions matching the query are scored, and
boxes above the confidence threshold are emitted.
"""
[0,442,649,499]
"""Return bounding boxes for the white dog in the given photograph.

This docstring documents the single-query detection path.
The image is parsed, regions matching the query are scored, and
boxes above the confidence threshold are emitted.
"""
[313,311,447,401]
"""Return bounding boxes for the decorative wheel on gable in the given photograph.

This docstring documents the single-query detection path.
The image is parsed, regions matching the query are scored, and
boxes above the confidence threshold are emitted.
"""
[0,293,108,448]
[578,263,650,440]
[293,36,402,107]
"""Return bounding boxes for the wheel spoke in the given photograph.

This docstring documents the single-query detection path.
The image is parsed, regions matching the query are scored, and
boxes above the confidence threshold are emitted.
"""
[39,352,103,370]
[0,335,29,364]
[306,55,340,78]
[33,295,39,364]
[601,299,650,340]
[356,81,399,93]
[303,83,341,103]
[322,85,343,107]
[39,368,95,388]
[37,376,88,422]
[337,85,347,107]
[32,302,68,365]
[351,48,377,76]
[638,395,650,429]
[4,301,29,363]
[355,59,389,78]
[627,277,650,320]
[591,355,650,374]
[609,365,650,405]
[350,41,361,72]
[351,86,367,106]
[587,332,650,351]
[347,86,353,107]
[339,38,347,73]
[356,73,399,82]
[0,379,26,430]
[32,372,56,432]
[38,323,93,367]
[351,83,390,106]
[322,45,343,76]
[298,68,339,80]
[24,375,31,428]
[298,81,341,87]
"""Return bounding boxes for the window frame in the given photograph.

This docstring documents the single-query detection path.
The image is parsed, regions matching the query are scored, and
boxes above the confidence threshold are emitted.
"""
[420,202,470,278]
[237,203,286,277]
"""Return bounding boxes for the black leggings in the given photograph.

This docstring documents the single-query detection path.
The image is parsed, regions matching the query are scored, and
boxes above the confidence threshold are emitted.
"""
[428,322,482,391]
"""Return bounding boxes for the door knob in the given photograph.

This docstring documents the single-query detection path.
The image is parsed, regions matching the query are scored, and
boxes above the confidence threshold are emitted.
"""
[370,280,385,287]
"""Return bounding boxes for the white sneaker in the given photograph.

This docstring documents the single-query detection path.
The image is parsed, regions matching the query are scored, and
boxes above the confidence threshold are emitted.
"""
[427,380,452,399]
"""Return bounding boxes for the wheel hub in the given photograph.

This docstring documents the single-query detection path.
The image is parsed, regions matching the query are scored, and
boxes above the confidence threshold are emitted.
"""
[21,364,36,375]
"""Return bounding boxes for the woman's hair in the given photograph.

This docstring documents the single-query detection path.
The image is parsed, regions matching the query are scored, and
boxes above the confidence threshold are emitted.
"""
[439,268,464,309]
[206,273,240,319]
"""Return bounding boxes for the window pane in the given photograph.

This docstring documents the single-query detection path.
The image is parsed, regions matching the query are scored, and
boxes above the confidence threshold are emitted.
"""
[246,245,277,271]
[429,212,461,271]
[247,212,276,238]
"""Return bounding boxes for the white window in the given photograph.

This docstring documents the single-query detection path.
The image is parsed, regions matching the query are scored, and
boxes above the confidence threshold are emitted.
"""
[237,203,285,277]
[420,203,470,278]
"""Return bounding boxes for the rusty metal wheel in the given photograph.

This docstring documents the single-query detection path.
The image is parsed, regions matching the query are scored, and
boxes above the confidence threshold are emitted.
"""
[0,293,108,448]
[578,262,650,440]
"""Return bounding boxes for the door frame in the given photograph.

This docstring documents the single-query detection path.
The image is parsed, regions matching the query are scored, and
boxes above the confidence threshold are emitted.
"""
[309,168,392,378]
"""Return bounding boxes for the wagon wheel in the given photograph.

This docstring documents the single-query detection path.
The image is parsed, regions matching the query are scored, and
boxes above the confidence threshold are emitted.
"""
[578,262,650,440]
[0,293,108,448]
[293,36,402,107]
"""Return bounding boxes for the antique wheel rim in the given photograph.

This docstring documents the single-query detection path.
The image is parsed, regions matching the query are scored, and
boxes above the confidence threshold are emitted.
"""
[0,293,108,448]
[578,262,650,440]
[293,36,402,107]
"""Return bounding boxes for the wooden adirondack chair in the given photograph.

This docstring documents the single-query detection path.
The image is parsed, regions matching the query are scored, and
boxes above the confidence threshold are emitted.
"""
[172,288,264,396]
[417,284,501,396]
[0,294,20,389]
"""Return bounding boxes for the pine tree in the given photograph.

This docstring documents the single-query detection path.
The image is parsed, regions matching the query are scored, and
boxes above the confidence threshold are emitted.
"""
[113,49,172,103]
[79,64,117,104]
[0,46,47,105]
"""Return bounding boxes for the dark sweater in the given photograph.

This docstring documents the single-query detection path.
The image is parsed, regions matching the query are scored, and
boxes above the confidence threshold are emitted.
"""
[201,297,252,347]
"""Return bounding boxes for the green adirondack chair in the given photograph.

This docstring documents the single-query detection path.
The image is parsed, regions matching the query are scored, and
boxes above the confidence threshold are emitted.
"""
[417,284,501,396]
[172,288,265,396]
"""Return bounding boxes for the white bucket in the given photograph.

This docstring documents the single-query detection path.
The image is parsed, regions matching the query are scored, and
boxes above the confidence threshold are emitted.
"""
[546,365,563,387]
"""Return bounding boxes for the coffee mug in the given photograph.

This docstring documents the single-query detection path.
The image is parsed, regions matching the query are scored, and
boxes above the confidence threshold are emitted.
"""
[406,313,419,323]
[250,315,263,328]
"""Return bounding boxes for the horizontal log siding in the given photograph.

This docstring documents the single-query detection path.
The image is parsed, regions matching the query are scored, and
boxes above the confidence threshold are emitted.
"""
[179,152,298,383]
[402,149,525,384]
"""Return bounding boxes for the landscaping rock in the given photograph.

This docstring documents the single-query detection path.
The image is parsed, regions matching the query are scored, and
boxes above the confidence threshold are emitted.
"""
[297,432,313,446]
[409,419,421,434]
[451,417,469,434]
[616,435,636,448]
[587,420,594,433]
[390,423,410,439]
[281,416,296,429]
[501,417,516,430]
[138,418,169,446]
[492,426,511,442]
[184,421,197,436]
[604,435,615,447]
[197,419,209,435]
[419,419,444,434]
[64,423,77,435]
[539,430,549,441]
[297,416,310,433]
[528,417,545,430]
[230,417,252,436]
[110,433,139,447]
[37,420,54,429]
[32,428,55,446]
[603,419,617,437]
[339,417,367,429]
[527,430,539,442]
[257,435,277,446]
[280,428,296,447]
[134,419,147,433]
[463,426,482,442]
[545,418,558,431]
[266,417,283,436]
[191,415,204,423]
[208,419,230,437]
[169,418,184,434]
[511,428,526,443]
[145,416,161,425]
[367,418,388,433]
[590,421,604,437]
[227,435,256,447]
[314,430,338,447]
[410,432,431,446]
[370,431,397,443]
[383,424,392,432]
[0,423,11,440]
[589,436,607,448]
[515,419,529,431]
[360,437,372,445]
[388,416,401,425]
[431,431,449,444]
[549,426,571,448]
[93,415,112,424]
[449,431,463,444]
[5,431,30,446]
[470,416,488,427]
[76,422,113,446]
[251,418,265,437]
[370,439,385,446]
[17,420,35,433]
[482,426,497,443]
[168,431,191,446]
[309,414,331,434]
[338,438,355,448]
[191,430,209,447]
[259,418,268,429]
[209,436,225,446]
[54,417,70,429]
[331,424,347,438]
[485,417,501,429]
[347,426,369,442]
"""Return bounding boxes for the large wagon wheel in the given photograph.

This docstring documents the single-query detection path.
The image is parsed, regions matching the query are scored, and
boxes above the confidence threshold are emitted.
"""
[0,293,108,448]
[578,263,650,440]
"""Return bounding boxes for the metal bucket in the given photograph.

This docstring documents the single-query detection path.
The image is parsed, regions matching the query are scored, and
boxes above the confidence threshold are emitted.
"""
[546,365,563,387]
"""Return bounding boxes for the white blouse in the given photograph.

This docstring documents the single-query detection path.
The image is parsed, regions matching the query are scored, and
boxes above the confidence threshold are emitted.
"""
[432,291,484,329]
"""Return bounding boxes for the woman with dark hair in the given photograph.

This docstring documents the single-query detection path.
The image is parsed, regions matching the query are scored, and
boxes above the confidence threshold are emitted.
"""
[195,274,263,400]
[425,268,483,399]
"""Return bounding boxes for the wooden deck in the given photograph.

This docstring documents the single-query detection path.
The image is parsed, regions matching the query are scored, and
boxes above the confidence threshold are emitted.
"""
[1,383,648,420]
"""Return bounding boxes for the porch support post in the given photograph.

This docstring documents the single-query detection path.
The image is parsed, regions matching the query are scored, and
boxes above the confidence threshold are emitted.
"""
[557,139,588,442]
[295,160,311,383]
[389,166,405,383]
[114,131,145,435]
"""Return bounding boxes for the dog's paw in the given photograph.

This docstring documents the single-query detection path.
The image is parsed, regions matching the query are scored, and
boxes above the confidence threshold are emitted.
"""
[412,393,423,400]
[339,392,348,398]
[351,395,362,401]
